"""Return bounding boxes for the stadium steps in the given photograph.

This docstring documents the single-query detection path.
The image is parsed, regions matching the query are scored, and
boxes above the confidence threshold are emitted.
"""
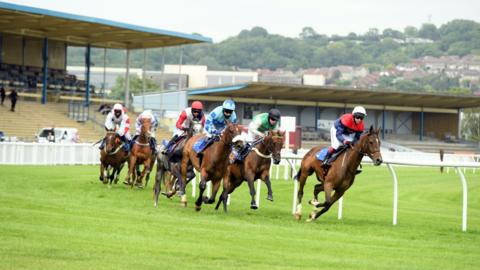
[0,100,103,142]
[388,140,480,154]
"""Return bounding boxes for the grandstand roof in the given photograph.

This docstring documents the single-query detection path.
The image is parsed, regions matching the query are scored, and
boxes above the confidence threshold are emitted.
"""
[188,82,480,112]
[0,2,211,49]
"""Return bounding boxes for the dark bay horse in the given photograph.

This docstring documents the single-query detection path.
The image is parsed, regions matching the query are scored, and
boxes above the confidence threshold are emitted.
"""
[215,130,285,212]
[99,131,129,186]
[153,125,197,207]
[180,122,242,210]
[293,125,383,221]
[125,117,155,188]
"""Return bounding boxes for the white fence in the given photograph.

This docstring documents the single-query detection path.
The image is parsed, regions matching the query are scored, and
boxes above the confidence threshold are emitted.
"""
[0,142,100,165]
[1,142,479,231]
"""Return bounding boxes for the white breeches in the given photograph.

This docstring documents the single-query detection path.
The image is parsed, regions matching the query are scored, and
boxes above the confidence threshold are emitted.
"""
[330,126,355,150]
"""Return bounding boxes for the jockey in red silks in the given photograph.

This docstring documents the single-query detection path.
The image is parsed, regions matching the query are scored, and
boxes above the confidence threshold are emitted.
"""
[162,100,206,155]
[100,103,131,152]
[322,106,366,167]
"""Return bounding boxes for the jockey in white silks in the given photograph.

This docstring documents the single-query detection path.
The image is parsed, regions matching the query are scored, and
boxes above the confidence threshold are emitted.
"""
[100,103,131,152]
[131,110,159,154]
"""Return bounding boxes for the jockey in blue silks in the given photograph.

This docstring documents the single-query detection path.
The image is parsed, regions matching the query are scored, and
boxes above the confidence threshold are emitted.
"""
[196,99,237,154]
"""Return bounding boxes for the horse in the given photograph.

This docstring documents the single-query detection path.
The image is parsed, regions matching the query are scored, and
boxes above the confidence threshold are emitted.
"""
[179,122,243,210]
[215,130,285,212]
[153,123,197,207]
[293,125,383,221]
[124,117,155,188]
[99,131,129,186]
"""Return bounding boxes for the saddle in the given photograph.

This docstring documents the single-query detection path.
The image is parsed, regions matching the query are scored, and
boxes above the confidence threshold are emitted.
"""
[316,145,348,164]
[193,135,220,154]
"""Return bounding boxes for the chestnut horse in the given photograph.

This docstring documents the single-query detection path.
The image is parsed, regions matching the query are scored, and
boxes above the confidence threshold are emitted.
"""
[124,117,155,188]
[179,122,242,210]
[215,130,285,212]
[99,131,129,185]
[294,125,383,221]
[153,124,196,207]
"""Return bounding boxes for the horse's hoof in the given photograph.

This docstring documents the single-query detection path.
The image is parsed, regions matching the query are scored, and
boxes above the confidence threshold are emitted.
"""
[294,213,302,221]
[123,180,130,185]
[180,201,187,207]
[99,176,104,181]
[308,199,320,207]
[135,184,144,189]
[267,195,274,201]
[195,204,202,211]
[250,204,258,210]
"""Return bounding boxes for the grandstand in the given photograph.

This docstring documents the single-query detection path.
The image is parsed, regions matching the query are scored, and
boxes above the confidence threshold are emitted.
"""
[0,2,210,142]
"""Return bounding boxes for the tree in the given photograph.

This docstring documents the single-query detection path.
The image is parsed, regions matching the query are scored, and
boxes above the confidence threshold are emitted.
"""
[382,28,405,39]
[462,108,480,141]
[418,23,440,40]
[299,27,318,40]
[110,75,160,100]
[404,26,418,37]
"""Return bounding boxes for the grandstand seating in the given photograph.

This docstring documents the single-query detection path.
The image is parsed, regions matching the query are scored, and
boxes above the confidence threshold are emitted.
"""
[0,100,103,142]
[0,63,94,93]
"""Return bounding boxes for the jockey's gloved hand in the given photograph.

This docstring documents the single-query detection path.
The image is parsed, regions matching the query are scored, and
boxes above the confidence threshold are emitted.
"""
[343,140,352,145]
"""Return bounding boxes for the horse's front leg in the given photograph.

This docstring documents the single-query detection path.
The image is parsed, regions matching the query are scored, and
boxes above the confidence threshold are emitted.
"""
[136,158,151,189]
[204,178,221,204]
[99,162,105,182]
[261,170,274,201]
[195,169,208,211]
[124,156,136,186]
[154,163,164,207]
[245,172,257,210]
[308,183,343,221]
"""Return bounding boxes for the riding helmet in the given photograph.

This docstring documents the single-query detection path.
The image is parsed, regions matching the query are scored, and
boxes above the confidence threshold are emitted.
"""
[268,108,281,121]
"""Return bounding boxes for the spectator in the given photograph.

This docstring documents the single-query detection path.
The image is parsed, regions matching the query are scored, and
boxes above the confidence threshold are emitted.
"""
[47,131,55,143]
[9,88,18,112]
[0,86,5,105]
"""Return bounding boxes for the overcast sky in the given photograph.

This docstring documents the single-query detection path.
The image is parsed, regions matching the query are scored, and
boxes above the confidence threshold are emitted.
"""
[4,0,479,42]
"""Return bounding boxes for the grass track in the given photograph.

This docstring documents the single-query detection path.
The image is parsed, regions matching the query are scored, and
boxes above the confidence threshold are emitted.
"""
[0,165,479,269]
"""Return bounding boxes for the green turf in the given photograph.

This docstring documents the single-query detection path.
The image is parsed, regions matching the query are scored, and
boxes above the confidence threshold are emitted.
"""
[0,165,479,269]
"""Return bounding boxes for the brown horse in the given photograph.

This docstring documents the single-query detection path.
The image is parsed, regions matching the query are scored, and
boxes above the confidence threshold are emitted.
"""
[179,122,242,210]
[215,130,285,212]
[99,131,129,185]
[293,125,383,221]
[125,117,155,188]
[153,124,197,207]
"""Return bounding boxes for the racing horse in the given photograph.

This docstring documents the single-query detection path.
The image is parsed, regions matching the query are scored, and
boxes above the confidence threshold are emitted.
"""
[124,117,155,188]
[99,131,129,186]
[179,122,243,210]
[215,130,285,212]
[293,125,383,221]
[153,123,198,207]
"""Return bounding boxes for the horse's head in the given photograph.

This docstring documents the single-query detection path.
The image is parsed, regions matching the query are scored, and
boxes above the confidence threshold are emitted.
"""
[264,130,285,164]
[141,117,152,139]
[359,125,383,166]
[222,122,243,148]
[104,131,120,154]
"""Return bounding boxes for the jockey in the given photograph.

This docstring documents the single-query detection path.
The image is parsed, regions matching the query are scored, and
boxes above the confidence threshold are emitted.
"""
[232,108,281,162]
[322,106,366,167]
[131,110,158,154]
[196,99,237,154]
[100,103,131,152]
[162,100,206,155]
[204,99,237,137]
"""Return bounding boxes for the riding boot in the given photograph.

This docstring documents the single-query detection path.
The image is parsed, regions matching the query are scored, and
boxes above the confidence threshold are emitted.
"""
[120,136,130,152]
[98,138,106,150]
[130,135,138,149]
[240,143,252,160]
[322,147,336,168]
[162,135,178,155]
[150,137,157,155]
